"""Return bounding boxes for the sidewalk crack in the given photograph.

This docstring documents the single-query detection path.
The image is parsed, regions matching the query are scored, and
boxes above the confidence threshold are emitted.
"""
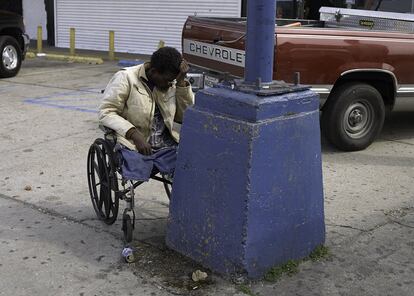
[326,221,390,233]
[389,219,414,229]
[382,138,414,146]
[326,223,367,232]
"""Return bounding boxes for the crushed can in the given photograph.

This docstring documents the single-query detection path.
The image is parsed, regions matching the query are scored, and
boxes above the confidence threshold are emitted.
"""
[122,247,135,263]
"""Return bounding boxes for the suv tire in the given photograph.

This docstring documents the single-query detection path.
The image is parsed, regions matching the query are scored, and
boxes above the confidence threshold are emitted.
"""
[0,35,22,78]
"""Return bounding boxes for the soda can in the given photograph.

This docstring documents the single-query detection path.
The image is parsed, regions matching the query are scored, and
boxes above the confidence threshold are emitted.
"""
[122,247,135,263]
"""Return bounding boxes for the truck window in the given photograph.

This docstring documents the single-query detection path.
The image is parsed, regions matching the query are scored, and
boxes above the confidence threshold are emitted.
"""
[358,0,412,13]
[276,0,296,18]
[305,0,413,19]
[241,0,414,20]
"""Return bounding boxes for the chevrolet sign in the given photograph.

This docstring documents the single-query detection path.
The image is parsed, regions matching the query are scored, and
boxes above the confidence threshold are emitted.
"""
[183,39,245,68]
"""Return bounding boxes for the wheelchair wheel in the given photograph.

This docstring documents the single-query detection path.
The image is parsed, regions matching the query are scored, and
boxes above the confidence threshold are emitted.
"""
[163,182,172,200]
[122,212,133,243]
[87,138,119,225]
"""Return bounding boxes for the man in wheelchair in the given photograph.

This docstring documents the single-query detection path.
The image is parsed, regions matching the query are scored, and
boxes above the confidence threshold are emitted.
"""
[99,46,194,181]
[88,47,194,242]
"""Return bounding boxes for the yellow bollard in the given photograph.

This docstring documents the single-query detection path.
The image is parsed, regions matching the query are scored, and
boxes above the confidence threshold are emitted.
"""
[70,28,76,55]
[37,26,42,53]
[109,31,115,61]
[158,40,165,49]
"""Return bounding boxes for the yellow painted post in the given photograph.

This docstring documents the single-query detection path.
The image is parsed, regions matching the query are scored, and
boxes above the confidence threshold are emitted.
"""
[158,40,165,49]
[37,26,42,53]
[70,28,76,55]
[109,31,115,61]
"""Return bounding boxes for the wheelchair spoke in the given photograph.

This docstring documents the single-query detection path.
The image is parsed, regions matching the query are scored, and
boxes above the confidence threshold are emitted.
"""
[104,195,111,218]
[93,161,100,176]
[99,176,110,218]
[98,185,105,210]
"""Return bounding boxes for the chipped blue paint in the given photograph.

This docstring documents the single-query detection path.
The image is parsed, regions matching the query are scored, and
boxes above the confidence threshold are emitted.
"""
[166,86,325,279]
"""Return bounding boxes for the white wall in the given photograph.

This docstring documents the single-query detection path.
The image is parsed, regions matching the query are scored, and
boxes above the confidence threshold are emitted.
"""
[56,0,241,55]
[23,0,47,40]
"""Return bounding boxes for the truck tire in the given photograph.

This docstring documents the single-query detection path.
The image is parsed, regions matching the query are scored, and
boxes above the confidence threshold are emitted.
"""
[0,36,22,78]
[321,82,385,151]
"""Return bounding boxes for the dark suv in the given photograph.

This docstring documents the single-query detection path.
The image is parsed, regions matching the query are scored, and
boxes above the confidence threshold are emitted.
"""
[0,10,29,78]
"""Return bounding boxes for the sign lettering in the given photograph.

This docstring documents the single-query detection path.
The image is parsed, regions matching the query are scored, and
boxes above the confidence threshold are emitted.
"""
[183,39,245,67]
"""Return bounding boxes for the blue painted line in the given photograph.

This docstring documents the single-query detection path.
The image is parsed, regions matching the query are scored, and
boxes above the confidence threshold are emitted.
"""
[34,97,99,103]
[118,60,144,67]
[24,99,98,113]
[23,89,101,114]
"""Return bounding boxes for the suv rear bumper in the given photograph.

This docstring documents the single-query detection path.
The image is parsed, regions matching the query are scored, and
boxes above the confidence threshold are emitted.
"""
[22,33,30,59]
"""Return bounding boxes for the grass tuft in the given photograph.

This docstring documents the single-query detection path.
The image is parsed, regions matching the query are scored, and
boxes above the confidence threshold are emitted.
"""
[264,245,330,282]
[264,260,299,282]
[308,245,329,261]
[237,284,257,296]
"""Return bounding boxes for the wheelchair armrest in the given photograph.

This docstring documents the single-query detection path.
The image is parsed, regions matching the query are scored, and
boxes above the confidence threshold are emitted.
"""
[99,125,116,135]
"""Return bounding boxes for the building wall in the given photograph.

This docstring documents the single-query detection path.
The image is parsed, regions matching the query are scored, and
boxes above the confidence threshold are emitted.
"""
[55,0,241,55]
[23,0,47,40]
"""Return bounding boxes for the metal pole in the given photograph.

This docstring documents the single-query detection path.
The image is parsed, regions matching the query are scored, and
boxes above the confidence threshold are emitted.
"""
[244,0,277,83]
[70,28,75,56]
[109,31,115,61]
[297,0,305,19]
[37,26,42,53]
[158,40,165,49]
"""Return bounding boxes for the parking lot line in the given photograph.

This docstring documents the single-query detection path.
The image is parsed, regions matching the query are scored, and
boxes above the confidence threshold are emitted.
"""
[23,89,101,114]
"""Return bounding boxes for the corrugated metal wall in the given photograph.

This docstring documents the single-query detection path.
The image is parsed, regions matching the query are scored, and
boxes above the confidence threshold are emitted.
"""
[55,0,241,55]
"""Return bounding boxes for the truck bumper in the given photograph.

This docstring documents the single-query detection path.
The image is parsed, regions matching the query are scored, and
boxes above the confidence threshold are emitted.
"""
[22,33,30,59]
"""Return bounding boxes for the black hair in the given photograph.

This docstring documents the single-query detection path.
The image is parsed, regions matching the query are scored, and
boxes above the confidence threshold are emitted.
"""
[150,47,182,75]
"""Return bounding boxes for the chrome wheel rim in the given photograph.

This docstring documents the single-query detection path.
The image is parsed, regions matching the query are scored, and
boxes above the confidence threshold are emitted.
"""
[2,45,18,70]
[343,101,374,139]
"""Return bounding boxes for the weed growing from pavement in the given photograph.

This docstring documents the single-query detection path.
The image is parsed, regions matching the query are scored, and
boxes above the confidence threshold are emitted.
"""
[264,245,330,283]
[308,245,329,261]
[237,284,258,296]
[264,260,299,282]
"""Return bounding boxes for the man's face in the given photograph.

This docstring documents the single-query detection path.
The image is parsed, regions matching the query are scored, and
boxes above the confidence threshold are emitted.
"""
[151,69,177,92]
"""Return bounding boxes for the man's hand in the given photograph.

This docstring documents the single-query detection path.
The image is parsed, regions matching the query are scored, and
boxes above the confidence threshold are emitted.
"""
[176,59,190,87]
[127,128,152,155]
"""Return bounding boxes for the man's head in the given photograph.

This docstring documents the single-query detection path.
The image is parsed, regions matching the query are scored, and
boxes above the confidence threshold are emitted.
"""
[147,47,182,92]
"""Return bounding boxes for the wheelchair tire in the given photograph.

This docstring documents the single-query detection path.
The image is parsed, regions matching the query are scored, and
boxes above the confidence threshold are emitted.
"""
[163,183,172,200]
[87,138,119,225]
[122,213,133,243]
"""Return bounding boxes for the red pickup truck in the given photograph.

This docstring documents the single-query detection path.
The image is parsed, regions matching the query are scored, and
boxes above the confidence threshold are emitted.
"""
[183,7,414,151]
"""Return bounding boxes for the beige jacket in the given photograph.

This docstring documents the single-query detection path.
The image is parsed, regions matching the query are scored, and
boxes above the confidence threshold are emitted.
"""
[98,64,195,150]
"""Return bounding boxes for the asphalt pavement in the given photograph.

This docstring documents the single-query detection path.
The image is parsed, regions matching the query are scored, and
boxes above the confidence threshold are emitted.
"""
[0,58,413,296]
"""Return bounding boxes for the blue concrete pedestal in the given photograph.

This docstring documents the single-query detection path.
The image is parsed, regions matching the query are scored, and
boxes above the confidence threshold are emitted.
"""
[166,86,325,278]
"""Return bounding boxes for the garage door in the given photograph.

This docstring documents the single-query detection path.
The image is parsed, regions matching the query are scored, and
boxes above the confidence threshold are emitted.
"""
[55,0,241,55]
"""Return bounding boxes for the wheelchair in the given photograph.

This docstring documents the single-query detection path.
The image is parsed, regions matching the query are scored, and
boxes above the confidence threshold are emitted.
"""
[87,126,172,243]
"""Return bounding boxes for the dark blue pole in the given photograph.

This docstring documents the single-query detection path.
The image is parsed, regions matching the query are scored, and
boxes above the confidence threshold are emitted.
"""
[245,0,277,83]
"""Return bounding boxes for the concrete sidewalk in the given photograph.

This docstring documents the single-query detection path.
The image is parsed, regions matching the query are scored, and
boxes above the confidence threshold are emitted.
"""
[0,58,413,295]
[0,194,173,296]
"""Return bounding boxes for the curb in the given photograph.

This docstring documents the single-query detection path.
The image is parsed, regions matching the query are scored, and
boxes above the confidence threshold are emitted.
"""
[27,52,104,64]
[26,52,36,59]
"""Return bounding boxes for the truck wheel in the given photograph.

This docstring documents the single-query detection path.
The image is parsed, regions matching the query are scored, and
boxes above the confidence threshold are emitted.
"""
[0,36,22,78]
[321,82,385,151]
